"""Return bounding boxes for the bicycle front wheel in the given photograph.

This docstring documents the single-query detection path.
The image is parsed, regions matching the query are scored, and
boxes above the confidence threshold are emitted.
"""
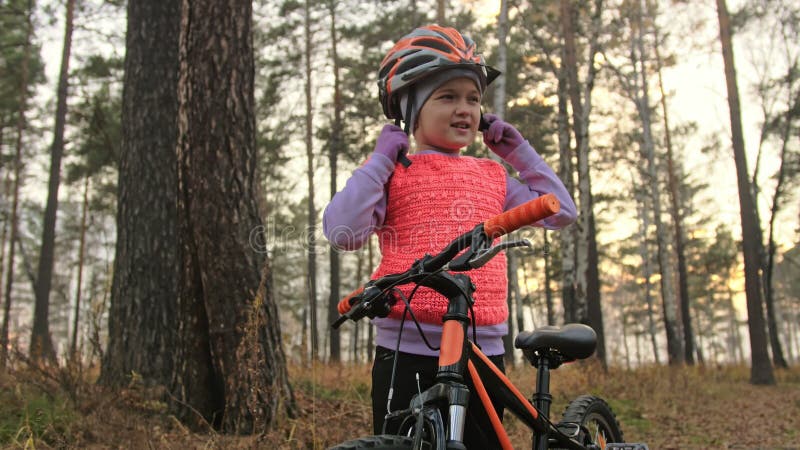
[328,434,427,450]
[559,395,624,447]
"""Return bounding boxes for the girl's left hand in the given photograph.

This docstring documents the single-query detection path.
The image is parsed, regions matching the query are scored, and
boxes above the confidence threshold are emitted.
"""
[481,114,525,160]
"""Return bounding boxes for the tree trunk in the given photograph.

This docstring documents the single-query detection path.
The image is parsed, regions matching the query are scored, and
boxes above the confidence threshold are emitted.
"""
[30,0,75,363]
[715,0,775,385]
[543,231,555,326]
[436,0,446,24]
[173,0,296,430]
[327,0,342,362]
[70,176,89,358]
[100,0,180,389]
[761,62,795,369]
[633,0,682,365]
[764,146,790,369]
[560,0,606,366]
[556,41,577,325]
[560,0,583,325]
[304,0,319,361]
[367,237,375,362]
[634,180,660,365]
[651,8,695,365]
[490,0,517,363]
[1,0,33,368]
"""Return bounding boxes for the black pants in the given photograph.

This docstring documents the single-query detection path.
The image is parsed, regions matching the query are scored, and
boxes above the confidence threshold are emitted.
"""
[371,346,505,448]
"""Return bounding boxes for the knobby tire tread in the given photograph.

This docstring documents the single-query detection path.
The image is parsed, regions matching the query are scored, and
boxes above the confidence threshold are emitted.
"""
[328,434,415,449]
[560,394,624,445]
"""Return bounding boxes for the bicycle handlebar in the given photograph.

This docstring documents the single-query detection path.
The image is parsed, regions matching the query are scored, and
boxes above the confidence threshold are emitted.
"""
[483,193,560,239]
[334,194,561,325]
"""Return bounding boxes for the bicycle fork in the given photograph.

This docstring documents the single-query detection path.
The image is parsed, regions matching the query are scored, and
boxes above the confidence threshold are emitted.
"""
[424,272,475,450]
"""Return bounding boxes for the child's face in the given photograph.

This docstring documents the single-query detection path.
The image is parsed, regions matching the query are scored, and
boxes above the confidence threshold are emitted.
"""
[414,77,481,153]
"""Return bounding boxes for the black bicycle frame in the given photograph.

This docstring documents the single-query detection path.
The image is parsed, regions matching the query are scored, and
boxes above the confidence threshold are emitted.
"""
[399,270,588,450]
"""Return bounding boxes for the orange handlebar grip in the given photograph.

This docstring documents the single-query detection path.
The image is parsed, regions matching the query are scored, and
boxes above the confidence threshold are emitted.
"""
[338,285,365,314]
[483,194,560,239]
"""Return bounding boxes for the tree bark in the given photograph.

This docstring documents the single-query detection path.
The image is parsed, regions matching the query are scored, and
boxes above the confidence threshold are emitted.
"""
[543,231,555,326]
[556,40,577,325]
[100,0,180,389]
[761,61,795,369]
[30,0,75,363]
[651,5,695,365]
[327,0,342,362]
[304,0,319,361]
[1,0,33,368]
[763,139,790,369]
[634,180,660,364]
[493,0,517,364]
[70,176,89,357]
[173,0,295,430]
[560,0,606,366]
[715,0,775,385]
[633,0,682,365]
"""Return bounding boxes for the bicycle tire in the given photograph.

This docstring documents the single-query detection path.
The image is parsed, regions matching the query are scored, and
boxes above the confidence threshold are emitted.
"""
[559,395,624,447]
[327,434,424,450]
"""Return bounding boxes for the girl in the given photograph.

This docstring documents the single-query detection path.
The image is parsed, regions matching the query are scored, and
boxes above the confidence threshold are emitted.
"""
[323,25,577,447]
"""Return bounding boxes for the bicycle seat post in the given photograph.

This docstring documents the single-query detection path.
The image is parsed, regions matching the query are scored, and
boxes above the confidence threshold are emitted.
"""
[531,353,556,450]
[533,353,553,419]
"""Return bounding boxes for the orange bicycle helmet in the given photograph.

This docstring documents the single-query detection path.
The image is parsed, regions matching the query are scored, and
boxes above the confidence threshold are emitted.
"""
[378,25,500,124]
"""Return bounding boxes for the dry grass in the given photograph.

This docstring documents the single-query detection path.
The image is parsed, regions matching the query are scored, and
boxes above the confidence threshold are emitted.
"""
[1,359,799,449]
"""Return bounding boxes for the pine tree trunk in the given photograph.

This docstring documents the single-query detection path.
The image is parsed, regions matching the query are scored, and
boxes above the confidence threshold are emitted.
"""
[762,66,794,369]
[31,0,75,363]
[100,0,180,389]
[367,237,375,362]
[634,183,660,364]
[492,0,517,363]
[173,0,295,430]
[560,0,584,325]
[1,0,32,369]
[327,0,342,362]
[652,12,695,365]
[560,0,606,366]
[436,0,446,24]
[715,0,774,385]
[543,231,555,326]
[556,47,577,325]
[633,0,682,365]
[70,176,89,358]
[304,0,319,361]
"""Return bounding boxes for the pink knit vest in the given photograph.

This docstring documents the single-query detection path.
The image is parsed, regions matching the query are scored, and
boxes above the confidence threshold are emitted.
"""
[372,153,508,326]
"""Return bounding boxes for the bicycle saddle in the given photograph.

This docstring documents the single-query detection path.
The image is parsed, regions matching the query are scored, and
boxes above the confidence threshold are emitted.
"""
[514,323,597,362]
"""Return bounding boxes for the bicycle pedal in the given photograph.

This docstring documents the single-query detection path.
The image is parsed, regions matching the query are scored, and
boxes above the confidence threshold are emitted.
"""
[605,444,649,450]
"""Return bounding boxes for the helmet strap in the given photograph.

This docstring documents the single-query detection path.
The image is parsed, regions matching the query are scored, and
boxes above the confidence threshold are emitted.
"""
[394,86,414,168]
[402,85,415,136]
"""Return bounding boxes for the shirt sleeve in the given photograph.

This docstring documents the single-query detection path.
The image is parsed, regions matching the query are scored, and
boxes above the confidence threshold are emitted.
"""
[502,141,578,229]
[322,154,395,250]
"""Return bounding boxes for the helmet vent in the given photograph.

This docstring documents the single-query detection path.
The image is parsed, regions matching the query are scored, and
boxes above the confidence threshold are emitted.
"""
[397,55,435,75]
[413,38,452,54]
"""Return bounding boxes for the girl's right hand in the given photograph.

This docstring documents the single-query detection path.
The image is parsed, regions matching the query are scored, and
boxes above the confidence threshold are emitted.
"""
[374,124,409,162]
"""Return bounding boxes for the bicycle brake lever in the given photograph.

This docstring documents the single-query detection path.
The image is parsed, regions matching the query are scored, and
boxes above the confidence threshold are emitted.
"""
[468,239,532,269]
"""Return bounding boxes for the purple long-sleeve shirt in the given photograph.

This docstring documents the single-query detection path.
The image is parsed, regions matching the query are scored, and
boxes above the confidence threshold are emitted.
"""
[323,141,577,356]
[324,142,577,250]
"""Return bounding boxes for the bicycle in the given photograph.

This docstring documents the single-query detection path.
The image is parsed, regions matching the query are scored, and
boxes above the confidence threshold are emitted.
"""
[328,194,649,450]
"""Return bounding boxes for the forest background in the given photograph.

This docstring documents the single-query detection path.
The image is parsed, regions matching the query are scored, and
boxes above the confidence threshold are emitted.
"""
[0,0,798,448]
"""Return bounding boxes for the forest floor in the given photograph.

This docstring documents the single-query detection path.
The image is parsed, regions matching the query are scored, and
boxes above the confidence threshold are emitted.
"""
[1,358,799,449]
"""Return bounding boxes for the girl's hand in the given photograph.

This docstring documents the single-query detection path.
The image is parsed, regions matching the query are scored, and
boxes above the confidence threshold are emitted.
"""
[482,114,525,160]
[374,124,409,162]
